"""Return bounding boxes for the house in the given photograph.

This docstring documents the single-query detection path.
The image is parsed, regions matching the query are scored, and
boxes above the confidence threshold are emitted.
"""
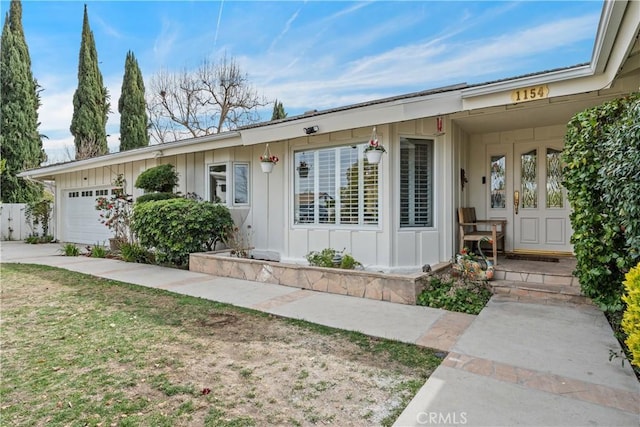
[19,1,640,273]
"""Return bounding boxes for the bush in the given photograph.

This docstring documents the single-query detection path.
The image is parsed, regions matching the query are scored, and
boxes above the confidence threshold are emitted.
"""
[25,193,54,238]
[25,234,54,244]
[60,243,80,257]
[416,274,491,315]
[563,93,640,309]
[86,244,107,258]
[120,242,154,264]
[305,248,362,270]
[132,198,233,267]
[135,164,179,193]
[622,263,640,368]
[136,192,180,204]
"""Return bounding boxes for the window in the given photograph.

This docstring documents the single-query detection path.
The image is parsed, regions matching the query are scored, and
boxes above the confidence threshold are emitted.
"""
[208,163,250,205]
[400,138,433,227]
[234,163,249,204]
[209,164,227,203]
[490,155,506,209]
[294,143,379,226]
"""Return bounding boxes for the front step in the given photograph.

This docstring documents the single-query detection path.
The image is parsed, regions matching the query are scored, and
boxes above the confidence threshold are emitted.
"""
[490,268,592,305]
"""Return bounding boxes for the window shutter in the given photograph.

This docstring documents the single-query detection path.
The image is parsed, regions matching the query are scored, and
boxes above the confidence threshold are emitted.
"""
[400,138,433,227]
[294,143,379,226]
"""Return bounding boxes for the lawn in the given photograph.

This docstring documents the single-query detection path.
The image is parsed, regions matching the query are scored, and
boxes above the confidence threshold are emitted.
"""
[0,263,441,426]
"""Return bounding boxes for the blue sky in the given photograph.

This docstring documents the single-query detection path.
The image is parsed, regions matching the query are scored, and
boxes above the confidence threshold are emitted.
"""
[1,1,604,163]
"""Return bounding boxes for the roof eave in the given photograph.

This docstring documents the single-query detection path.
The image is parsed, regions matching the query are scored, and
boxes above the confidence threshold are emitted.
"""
[18,131,241,179]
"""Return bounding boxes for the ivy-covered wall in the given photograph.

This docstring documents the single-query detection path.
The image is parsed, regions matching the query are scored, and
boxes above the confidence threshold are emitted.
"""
[563,92,640,309]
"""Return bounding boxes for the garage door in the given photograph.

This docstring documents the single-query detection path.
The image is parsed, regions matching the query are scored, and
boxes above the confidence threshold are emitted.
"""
[63,188,113,245]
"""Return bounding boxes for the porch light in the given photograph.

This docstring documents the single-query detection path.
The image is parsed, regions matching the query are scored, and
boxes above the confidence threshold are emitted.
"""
[304,125,319,135]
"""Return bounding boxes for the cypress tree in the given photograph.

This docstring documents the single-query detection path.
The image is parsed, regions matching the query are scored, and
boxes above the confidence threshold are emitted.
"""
[118,51,149,151]
[70,4,109,160]
[271,99,287,120]
[0,0,45,203]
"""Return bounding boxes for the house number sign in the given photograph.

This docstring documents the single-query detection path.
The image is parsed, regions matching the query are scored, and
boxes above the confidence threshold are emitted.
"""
[510,85,549,103]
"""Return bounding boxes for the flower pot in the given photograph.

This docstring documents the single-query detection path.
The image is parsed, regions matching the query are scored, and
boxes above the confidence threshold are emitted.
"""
[261,161,274,173]
[297,165,309,178]
[365,149,384,164]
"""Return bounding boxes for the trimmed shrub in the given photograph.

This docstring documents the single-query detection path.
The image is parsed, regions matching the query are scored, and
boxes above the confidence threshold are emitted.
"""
[132,198,233,267]
[622,263,640,368]
[135,192,180,204]
[135,164,179,193]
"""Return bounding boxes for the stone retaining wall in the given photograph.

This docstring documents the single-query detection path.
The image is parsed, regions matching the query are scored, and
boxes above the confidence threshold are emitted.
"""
[189,252,431,305]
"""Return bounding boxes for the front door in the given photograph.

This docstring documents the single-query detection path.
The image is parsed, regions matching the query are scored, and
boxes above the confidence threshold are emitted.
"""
[486,142,572,253]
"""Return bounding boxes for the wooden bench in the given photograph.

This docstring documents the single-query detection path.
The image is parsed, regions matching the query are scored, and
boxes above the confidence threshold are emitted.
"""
[458,207,506,265]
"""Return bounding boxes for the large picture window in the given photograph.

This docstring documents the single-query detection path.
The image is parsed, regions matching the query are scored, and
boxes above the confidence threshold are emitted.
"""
[294,143,379,226]
[400,138,433,227]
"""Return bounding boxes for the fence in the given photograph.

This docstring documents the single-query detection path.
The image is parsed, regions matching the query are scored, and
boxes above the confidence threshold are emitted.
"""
[0,203,55,241]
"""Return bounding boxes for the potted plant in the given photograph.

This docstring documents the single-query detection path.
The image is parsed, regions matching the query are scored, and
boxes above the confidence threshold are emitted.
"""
[297,161,309,178]
[452,237,494,281]
[364,126,386,164]
[260,144,279,173]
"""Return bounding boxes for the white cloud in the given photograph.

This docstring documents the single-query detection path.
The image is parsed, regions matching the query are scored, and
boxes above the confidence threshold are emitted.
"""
[153,18,180,66]
[252,12,599,112]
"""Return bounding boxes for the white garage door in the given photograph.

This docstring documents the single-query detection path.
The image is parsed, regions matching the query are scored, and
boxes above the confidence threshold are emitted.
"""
[63,189,113,245]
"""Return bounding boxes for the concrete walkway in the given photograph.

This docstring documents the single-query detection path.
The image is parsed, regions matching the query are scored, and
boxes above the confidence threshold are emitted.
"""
[2,241,638,426]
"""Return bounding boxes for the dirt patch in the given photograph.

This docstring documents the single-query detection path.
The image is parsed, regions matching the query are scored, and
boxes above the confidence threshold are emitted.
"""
[1,264,439,426]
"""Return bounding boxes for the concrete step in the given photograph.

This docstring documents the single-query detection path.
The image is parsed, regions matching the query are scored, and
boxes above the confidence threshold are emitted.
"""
[489,278,592,306]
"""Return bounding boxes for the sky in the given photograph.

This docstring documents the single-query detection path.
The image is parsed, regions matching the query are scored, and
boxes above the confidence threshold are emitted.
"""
[1,0,604,164]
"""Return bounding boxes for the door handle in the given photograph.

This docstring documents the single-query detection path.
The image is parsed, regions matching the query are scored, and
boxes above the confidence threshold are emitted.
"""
[514,190,520,215]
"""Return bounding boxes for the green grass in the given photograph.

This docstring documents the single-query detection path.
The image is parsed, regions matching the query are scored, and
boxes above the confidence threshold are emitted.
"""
[0,263,441,426]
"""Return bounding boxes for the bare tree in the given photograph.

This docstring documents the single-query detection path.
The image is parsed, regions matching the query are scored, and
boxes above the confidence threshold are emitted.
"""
[147,55,267,144]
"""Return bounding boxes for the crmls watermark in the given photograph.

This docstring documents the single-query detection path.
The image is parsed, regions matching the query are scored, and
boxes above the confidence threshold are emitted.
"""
[416,411,468,425]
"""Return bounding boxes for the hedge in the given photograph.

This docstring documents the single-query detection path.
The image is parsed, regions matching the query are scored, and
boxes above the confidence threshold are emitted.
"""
[132,198,233,267]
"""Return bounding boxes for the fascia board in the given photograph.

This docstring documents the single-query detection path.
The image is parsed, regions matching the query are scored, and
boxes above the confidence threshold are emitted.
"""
[462,1,640,103]
[18,132,241,179]
[461,66,594,99]
[240,91,463,146]
[591,0,628,74]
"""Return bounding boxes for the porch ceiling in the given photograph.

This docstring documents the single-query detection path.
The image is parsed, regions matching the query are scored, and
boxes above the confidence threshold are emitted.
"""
[452,92,621,135]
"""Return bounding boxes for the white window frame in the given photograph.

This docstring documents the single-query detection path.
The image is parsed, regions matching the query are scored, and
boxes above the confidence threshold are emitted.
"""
[398,136,435,229]
[292,142,381,228]
[232,162,250,206]
[207,163,229,204]
[207,162,251,206]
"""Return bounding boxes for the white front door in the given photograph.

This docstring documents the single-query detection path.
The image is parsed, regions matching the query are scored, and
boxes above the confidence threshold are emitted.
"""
[486,142,572,254]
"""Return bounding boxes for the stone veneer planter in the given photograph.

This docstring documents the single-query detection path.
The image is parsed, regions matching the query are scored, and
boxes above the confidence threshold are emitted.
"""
[189,252,432,305]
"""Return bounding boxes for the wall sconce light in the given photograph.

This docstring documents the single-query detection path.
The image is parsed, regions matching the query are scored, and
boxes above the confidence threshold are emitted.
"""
[304,125,319,135]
